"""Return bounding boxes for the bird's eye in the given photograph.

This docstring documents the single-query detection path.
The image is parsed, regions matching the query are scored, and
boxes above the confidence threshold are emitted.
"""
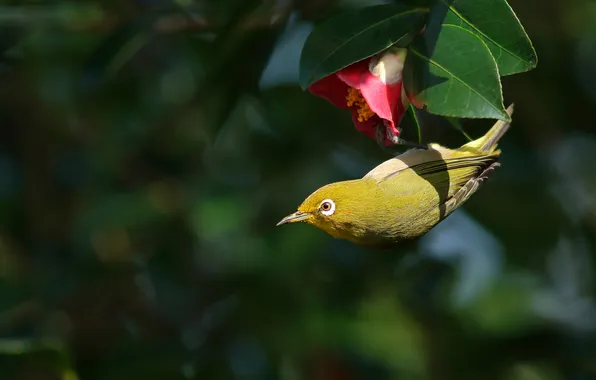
[319,199,335,216]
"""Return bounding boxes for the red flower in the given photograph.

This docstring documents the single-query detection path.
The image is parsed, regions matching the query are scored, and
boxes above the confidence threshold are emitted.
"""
[308,48,410,146]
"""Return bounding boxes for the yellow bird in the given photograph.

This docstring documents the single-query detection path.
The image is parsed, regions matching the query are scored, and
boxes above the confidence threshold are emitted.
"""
[277,104,514,248]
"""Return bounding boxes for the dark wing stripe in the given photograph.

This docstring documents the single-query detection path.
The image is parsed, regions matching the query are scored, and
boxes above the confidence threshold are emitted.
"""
[443,162,501,216]
[409,155,496,177]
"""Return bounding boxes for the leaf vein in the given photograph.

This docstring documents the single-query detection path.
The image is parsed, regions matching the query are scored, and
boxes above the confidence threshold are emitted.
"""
[305,8,427,84]
[438,0,532,65]
[409,30,503,117]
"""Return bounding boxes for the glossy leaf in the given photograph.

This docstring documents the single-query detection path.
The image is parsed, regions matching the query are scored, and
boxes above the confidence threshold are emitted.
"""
[408,105,423,144]
[298,4,427,89]
[437,0,537,76]
[404,24,510,121]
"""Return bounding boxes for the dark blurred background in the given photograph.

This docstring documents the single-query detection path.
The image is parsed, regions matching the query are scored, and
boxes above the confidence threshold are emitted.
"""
[1,0,596,379]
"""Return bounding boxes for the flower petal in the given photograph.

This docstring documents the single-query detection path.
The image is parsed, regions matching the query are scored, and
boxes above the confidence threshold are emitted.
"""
[352,70,406,133]
[307,74,350,109]
[336,50,409,144]
[368,48,407,85]
[335,59,371,89]
[350,112,380,140]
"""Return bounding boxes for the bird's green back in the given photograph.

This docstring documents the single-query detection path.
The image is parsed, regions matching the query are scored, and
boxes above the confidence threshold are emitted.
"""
[358,147,500,245]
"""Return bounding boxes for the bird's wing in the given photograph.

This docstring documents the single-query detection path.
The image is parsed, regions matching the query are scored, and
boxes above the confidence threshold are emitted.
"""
[373,153,499,217]
[363,146,447,181]
[442,161,501,215]
[407,155,496,198]
[363,144,484,182]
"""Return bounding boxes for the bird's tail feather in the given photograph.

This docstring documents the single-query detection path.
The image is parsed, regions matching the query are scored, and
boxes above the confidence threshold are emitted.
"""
[463,104,514,154]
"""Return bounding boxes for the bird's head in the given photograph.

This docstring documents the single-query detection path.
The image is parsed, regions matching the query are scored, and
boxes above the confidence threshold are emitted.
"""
[277,179,377,242]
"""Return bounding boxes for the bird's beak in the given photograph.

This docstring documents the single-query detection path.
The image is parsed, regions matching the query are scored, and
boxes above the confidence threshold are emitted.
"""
[276,211,311,226]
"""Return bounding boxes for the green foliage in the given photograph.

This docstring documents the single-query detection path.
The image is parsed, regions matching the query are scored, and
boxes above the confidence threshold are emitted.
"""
[299,0,536,123]
[438,0,537,76]
[298,4,427,89]
[408,104,423,144]
[0,0,595,380]
[405,24,509,120]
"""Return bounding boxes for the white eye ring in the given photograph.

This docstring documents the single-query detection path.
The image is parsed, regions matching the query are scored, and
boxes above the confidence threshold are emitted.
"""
[319,199,335,216]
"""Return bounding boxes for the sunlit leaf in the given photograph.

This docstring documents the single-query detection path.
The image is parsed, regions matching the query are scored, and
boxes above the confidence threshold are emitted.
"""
[438,0,537,76]
[404,24,509,120]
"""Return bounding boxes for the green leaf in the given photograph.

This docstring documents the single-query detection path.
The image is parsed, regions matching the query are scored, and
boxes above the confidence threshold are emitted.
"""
[404,24,510,121]
[298,5,427,89]
[407,105,423,144]
[438,0,537,76]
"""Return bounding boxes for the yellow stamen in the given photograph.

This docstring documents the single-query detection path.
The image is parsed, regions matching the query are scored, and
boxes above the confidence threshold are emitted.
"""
[346,87,376,122]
